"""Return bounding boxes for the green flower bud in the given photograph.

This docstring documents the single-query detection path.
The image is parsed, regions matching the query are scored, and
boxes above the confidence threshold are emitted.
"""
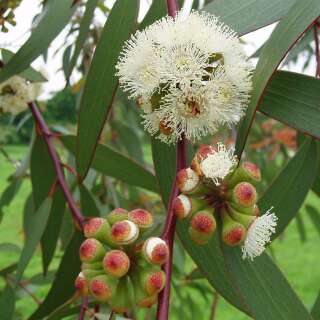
[110,220,139,245]
[173,194,208,219]
[142,237,169,265]
[226,161,261,187]
[227,205,256,229]
[107,208,129,225]
[81,261,103,271]
[79,238,105,263]
[89,275,118,302]
[228,182,257,208]
[75,272,89,296]
[84,217,112,244]
[103,250,130,278]
[128,209,153,230]
[110,276,134,313]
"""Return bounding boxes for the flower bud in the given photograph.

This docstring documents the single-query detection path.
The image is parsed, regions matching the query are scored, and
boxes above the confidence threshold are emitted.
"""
[110,220,139,245]
[103,250,130,278]
[107,208,128,225]
[84,217,112,244]
[81,261,103,271]
[89,275,118,302]
[142,237,169,265]
[128,209,153,229]
[191,145,215,176]
[227,162,261,186]
[227,205,256,229]
[82,269,104,281]
[229,182,257,208]
[173,194,207,219]
[188,210,216,245]
[221,209,246,246]
[143,270,166,295]
[111,277,133,313]
[79,238,105,263]
[75,272,89,296]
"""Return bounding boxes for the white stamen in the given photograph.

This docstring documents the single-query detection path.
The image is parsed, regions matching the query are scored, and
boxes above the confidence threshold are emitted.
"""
[241,208,278,260]
[200,142,237,185]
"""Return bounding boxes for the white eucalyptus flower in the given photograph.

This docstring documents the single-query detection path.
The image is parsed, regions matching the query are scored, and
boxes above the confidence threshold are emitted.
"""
[0,76,41,115]
[116,11,252,144]
[199,142,238,185]
[241,208,278,261]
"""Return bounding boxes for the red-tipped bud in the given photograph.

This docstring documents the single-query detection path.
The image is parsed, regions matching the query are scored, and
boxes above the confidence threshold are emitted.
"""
[191,145,215,176]
[136,294,158,308]
[128,209,153,229]
[226,161,261,186]
[221,209,246,246]
[243,162,261,182]
[110,277,132,313]
[111,220,139,245]
[189,210,216,245]
[173,194,208,219]
[84,217,111,244]
[107,208,128,225]
[144,270,166,295]
[142,237,169,265]
[75,272,89,296]
[79,238,105,263]
[89,275,118,302]
[176,168,200,194]
[103,250,130,278]
[230,182,257,208]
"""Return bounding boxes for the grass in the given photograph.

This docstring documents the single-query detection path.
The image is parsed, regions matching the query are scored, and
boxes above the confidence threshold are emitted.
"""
[1,145,320,319]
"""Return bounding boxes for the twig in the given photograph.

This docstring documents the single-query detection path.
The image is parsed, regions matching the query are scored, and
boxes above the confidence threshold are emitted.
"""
[78,296,88,320]
[209,291,220,320]
[28,102,85,229]
[314,21,320,77]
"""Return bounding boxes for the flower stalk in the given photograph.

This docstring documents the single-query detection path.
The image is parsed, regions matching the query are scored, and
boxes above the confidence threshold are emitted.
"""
[28,101,85,229]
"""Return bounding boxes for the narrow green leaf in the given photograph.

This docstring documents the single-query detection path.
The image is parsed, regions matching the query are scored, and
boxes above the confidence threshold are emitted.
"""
[259,71,320,139]
[296,213,307,242]
[0,284,15,320]
[203,0,296,36]
[235,0,320,157]
[306,205,320,238]
[76,0,139,179]
[0,243,21,253]
[1,49,47,82]
[28,231,83,320]
[258,140,319,239]
[66,0,99,80]
[311,291,320,319]
[63,136,159,193]
[15,198,52,284]
[0,263,17,278]
[79,184,100,217]
[139,0,166,30]
[0,0,77,83]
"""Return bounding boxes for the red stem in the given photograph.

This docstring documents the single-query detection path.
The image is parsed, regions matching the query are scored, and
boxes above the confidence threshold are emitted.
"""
[28,102,85,229]
[314,22,320,77]
[78,296,88,320]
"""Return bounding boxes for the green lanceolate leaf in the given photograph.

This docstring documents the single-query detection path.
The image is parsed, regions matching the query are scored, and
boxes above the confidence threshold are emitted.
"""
[15,197,52,284]
[0,0,77,83]
[139,0,167,30]
[203,0,296,36]
[259,71,320,139]
[63,135,159,193]
[66,0,99,80]
[235,0,320,157]
[306,205,320,238]
[79,184,100,217]
[76,0,139,179]
[311,291,320,319]
[258,139,319,239]
[28,231,83,320]
[1,49,47,82]
[0,284,15,320]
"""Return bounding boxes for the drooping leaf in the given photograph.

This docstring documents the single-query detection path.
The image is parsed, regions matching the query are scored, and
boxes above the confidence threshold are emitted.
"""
[203,0,296,36]
[76,0,139,179]
[0,284,15,320]
[0,0,77,83]
[259,71,320,139]
[79,184,100,217]
[0,263,17,278]
[29,231,83,320]
[15,197,52,284]
[1,49,47,82]
[311,291,320,319]
[235,0,320,157]
[66,0,99,80]
[306,205,320,238]
[258,139,319,239]
[296,213,307,242]
[62,136,159,193]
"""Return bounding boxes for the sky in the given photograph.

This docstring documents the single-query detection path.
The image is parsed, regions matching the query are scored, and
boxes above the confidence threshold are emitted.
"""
[0,0,316,99]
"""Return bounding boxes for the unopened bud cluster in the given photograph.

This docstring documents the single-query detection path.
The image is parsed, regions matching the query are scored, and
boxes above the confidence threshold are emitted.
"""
[173,143,277,260]
[75,208,169,312]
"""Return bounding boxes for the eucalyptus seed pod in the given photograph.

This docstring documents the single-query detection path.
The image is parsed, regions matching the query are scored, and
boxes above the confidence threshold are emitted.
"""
[111,276,134,313]
[110,220,139,245]
[89,275,118,302]
[173,194,208,219]
[221,208,246,246]
[188,209,216,245]
[228,182,257,208]
[75,272,89,296]
[84,217,112,244]
[142,237,169,265]
[107,208,129,225]
[226,161,261,187]
[128,209,154,230]
[79,238,105,263]
[102,250,130,278]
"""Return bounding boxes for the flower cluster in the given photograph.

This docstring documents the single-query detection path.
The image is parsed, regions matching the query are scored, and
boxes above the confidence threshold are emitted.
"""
[75,208,169,312]
[0,75,41,115]
[116,11,252,144]
[173,143,277,260]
